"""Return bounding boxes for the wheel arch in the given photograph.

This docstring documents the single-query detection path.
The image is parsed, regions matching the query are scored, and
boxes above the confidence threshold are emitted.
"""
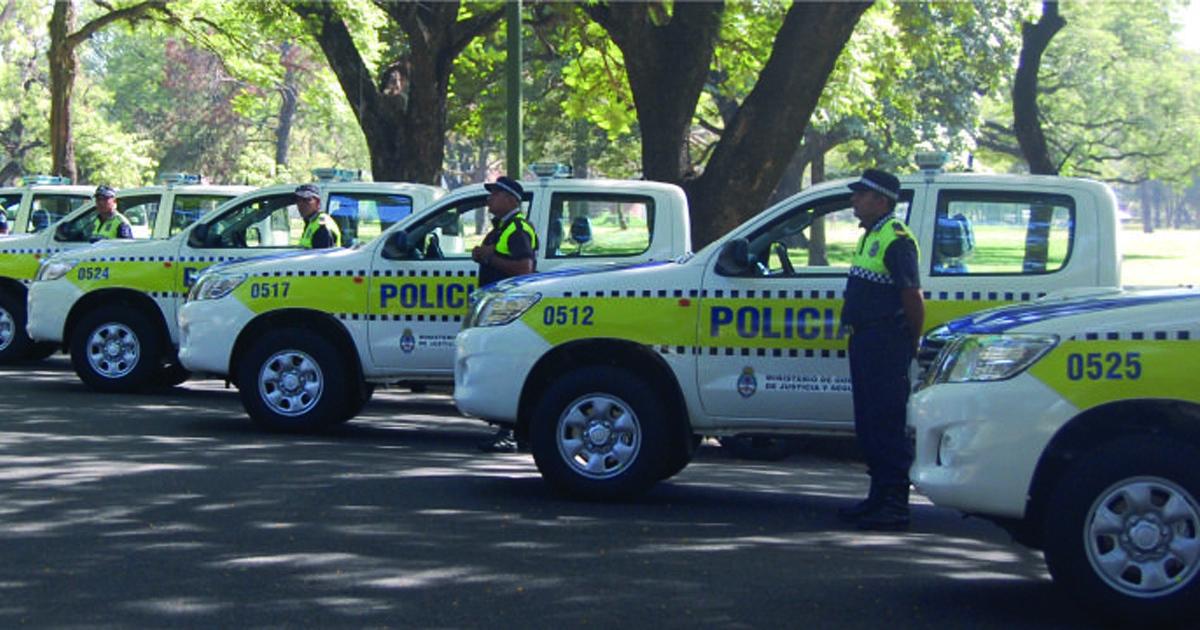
[229,308,364,385]
[1022,398,1200,547]
[516,338,690,442]
[65,288,170,353]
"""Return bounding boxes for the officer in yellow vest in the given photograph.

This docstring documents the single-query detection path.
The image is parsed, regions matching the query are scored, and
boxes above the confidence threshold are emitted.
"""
[838,169,925,531]
[90,185,133,241]
[472,175,538,452]
[294,183,341,249]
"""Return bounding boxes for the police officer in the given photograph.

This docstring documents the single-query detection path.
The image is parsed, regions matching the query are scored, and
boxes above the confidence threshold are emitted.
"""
[90,185,133,241]
[472,175,538,452]
[295,183,341,249]
[838,169,925,531]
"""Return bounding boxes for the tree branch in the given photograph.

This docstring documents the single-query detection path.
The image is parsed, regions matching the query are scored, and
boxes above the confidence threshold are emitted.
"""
[66,0,168,49]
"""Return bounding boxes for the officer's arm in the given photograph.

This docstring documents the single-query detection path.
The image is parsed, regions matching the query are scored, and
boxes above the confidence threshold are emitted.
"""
[485,253,534,276]
[310,226,334,249]
[886,237,924,350]
[899,288,925,350]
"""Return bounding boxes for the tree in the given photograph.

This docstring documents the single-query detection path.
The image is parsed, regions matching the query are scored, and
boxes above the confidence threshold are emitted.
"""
[48,0,168,182]
[1011,1,1064,175]
[287,0,504,184]
[586,2,871,247]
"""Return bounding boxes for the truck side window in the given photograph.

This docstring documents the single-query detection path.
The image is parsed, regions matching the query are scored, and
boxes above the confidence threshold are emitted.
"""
[328,192,412,246]
[29,194,87,233]
[400,195,531,261]
[195,194,296,249]
[546,193,656,258]
[731,191,913,277]
[1,194,22,229]
[932,191,1074,276]
[117,195,161,239]
[170,195,233,237]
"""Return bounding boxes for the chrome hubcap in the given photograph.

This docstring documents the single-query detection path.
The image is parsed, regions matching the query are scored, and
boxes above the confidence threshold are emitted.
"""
[556,393,641,480]
[258,350,323,417]
[85,322,140,379]
[1086,477,1200,598]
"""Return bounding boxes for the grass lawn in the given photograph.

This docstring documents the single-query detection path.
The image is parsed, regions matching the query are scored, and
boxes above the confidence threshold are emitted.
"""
[1120,227,1200,287]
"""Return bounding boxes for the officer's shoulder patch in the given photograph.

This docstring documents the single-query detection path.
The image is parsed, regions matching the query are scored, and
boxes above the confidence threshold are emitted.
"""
[892,222,911,239]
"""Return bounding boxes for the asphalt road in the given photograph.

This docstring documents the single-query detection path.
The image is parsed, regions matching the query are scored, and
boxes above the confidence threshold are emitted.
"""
[0,356,1098,628]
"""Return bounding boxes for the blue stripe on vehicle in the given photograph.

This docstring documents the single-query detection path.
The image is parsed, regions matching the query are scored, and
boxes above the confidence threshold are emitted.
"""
[945,291,1200,334]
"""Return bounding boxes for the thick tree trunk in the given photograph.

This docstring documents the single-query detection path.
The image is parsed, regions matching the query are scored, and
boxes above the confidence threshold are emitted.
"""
[290,1,502,185]
[1013,1,1064,176]
[275,43,299,168]
[684,2,870,247]
[584,2,724,182]
[48,1,77,182]
[808,150,829,266]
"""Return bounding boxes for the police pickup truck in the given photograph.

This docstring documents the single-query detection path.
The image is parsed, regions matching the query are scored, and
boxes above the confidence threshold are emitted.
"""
[454,161,1123,499]
[0,175,92,237]
[176,174,691,432]
[1,175,248,363]
[26,173,443,392]
[910,288,1200,620]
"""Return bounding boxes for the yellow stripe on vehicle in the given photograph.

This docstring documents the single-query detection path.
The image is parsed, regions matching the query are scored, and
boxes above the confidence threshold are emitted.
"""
[1028,339,1200,409]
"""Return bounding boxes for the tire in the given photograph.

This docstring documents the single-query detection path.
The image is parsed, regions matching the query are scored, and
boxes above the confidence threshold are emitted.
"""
[660,434,702,481]
[0,291,35,364]
[236,328,351,432]
[69,304,166,392]
[342,381,376,422]
[1043,436,1200,621]
[155,362,191,389]
[530,366,672,500]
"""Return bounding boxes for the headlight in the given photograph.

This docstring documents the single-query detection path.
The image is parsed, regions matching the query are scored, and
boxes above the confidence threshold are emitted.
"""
[472,292,541,327]
[929,334,1058,384]
[188,272,246,301]
[36,258,79,282]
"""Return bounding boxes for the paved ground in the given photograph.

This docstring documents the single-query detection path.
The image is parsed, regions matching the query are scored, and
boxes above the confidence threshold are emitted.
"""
[0,357,1098,628]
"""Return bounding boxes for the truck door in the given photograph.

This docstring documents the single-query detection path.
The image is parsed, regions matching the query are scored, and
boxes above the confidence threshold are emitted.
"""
[695,188,919,425]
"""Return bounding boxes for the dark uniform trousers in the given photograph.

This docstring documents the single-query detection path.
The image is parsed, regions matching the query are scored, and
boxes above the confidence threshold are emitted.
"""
[848,320,915,487]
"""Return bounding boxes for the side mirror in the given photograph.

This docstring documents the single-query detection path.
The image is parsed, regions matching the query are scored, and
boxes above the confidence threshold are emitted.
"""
[715,238,754,276]
[382,230,412,260]
[245,227,261,247]
[188,223,210,247]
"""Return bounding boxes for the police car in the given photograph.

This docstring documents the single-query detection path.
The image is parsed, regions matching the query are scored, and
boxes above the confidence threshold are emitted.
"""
[453,160,1125,499]
[176,172,691,432]
[909,288,1200,620]
[0,175,92,236]
[0,175,248,363]
[26,170,442,392]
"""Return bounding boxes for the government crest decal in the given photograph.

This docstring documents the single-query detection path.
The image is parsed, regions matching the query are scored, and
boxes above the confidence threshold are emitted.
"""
[737,366,757,398]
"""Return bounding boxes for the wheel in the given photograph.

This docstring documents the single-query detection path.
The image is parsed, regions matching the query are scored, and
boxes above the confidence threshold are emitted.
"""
[69,304,166,392]
[1043,436,1200,621]
[660,434,702,481]
[530,366,672,500]
[236,328,351,432]
[0,291,36,363]
[342,381,376,421]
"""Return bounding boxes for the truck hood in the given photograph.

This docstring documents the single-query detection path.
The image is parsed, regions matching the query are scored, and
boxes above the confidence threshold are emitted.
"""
[942,287,1200,334]
[484,258,686,293]
[202,247,366,276]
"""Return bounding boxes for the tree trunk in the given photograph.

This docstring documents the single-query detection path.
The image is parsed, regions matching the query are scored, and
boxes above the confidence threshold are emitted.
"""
[290,1,503,185]
[684,3,869,247]
[275,43,299,168]
[808,150,829,266]
[1140,180,1153,234]
[1013,1,1064,176]
[48,0,78,182]
[584,2,724,182]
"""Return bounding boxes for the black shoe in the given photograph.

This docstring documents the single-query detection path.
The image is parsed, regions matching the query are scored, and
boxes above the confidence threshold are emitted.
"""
[856,484,910,531]
[478,431,518,453]
[837,480,882,522]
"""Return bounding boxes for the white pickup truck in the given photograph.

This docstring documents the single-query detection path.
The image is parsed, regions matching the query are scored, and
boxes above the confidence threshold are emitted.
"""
[1,178,248,363]
[176,176,691,431]
[454,167,1123,499]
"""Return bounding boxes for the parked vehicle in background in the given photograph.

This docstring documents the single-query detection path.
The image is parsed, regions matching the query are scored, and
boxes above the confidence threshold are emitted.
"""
[0,175,92,237]
[26,171,444,392]
[910,288,1200,621]
[454,156,1126,499]
[0,175,248,363]
[177,168,692,432]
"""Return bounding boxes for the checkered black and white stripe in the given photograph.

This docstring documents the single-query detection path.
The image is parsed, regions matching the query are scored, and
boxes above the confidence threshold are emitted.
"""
[849,265,893,285]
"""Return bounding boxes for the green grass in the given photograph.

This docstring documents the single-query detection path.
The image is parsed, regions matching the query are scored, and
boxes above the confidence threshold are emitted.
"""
[1121,227,1200,286]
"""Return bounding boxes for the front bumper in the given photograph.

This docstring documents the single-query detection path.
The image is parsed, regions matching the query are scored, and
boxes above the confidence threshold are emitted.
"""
[908,374,1077,519]
[453,323,550,422]
[26,280,81,343]
[177,298,254,376]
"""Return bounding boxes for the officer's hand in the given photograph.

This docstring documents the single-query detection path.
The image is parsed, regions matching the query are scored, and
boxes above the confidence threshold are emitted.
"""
[472,244,495,263]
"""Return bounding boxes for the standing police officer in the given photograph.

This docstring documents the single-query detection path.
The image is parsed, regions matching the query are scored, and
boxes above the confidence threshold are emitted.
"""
[295,183,341,249]
[90,185,133,240]
[838,169,925,531]
[472,175,538,452]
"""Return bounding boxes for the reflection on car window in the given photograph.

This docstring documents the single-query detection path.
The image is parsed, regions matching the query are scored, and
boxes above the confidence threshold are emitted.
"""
[170,195,234,237]
[328,192,411,246]
[931,191,1074,276]
[28,194,88,233]
[546,193,655,259]
[117,195,161,239]
[198,194,299,249]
